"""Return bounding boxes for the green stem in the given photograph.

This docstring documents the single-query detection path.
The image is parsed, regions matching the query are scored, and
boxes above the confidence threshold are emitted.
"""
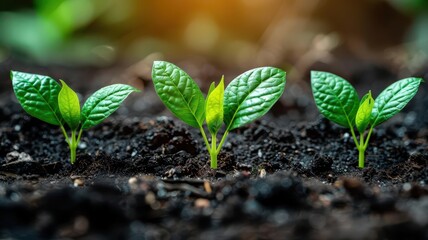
[199,126,211,152]
[69,130,77,164]
[76,128,83,143]
[200,126,230,169]
[211,131,230,169]
[210,151,218,169]
[210,133,217,169]
[216,131,229,153]
[349,126,360,149]
[358,133,365,168]
[347,119,365,168]
[357,127,374,168]
[358,147,365,168]
[363,127,374,148]
[60,124,70,144]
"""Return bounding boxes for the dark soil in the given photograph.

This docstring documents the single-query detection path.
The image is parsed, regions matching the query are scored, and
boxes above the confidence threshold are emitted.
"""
[0,60,427,239]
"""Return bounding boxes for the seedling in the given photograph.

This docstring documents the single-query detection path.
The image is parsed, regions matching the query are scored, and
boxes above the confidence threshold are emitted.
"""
[311,71,422,168]
[11,71,139,164]
[152,61,286,169]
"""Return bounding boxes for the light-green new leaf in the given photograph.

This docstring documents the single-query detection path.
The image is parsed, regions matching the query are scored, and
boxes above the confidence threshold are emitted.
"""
[152,61,206,128]
[223,67,286,130]
[206,77,224,134]
[311,71,359,128]
[207,82,216,98]
[355,91,374,133]
[58,80,81,130]
[81,84,139,129]
[371,77,422,127]
[11,71,63,125]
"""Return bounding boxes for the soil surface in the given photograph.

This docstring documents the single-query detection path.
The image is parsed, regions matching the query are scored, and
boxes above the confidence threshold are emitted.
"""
[0,59,427,239]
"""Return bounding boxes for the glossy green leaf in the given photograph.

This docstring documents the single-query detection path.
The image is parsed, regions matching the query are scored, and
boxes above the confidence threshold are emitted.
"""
[223,67,286,130]
[355,91,374,133]
[81,84,139,129]
[11,71,62,125]
[152,61,206,128]
[371,77,422,127]
[58,80,81,130]
[206,77,224,134]
[311,71,359,128]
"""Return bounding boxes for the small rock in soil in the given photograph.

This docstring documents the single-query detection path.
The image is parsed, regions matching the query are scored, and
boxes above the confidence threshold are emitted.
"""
[5,151,33,163]
[73,179,85,187]
[194,198,210,208]
[1,153,46,176]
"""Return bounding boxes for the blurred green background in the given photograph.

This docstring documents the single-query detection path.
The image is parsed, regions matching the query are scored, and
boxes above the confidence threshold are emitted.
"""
[0,0,427,123]
[0,0,427,74]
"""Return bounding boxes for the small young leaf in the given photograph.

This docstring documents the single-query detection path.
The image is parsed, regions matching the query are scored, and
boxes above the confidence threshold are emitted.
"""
[223,67,286,130]
[81,84,139,129]
[58,80,81,130]
[311,71,359,128]
[207,82,216,98]
[206,77,224,134]
[152,61,206,128]
[355,91,374,133]
[371,77,422,127]
[359,92,369,106]
[11,71,63,125]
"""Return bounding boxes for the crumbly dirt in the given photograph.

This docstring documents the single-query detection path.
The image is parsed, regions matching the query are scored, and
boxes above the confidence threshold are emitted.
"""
[0,60,427,239]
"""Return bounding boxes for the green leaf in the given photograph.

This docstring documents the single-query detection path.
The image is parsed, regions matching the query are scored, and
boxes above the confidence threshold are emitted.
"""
[152,61,206,128]
[207,82,216,98]
[223,67,286,130]
[206,77,224,134]
[81,84,139,129]
[311,71,359,128]
[11,71,62,125]
[371,77,422,127]
[355,91,374,133]
[58,80,81,130]
[359,92,369,106]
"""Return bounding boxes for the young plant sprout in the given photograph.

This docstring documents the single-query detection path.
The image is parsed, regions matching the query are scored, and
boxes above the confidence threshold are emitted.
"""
[152,61,286,169]
[311,71,422,168]
[11,71,139,164]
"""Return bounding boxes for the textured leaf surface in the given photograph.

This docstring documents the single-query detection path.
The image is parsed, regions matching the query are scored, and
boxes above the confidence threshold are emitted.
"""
[58,80,81,130]
[81,84,138,129]
[355,91,374,133]
[223,67,286,130]
[206,77,224,134]
[311,71,359,128]
[152,61,205,128]
[371,78,422,127]
[11,71,62,125]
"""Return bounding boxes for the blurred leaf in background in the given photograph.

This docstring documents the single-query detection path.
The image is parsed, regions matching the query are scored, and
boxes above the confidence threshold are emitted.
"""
[0,0,427,74]
[0,0,123,65]
[387,0,428,73]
